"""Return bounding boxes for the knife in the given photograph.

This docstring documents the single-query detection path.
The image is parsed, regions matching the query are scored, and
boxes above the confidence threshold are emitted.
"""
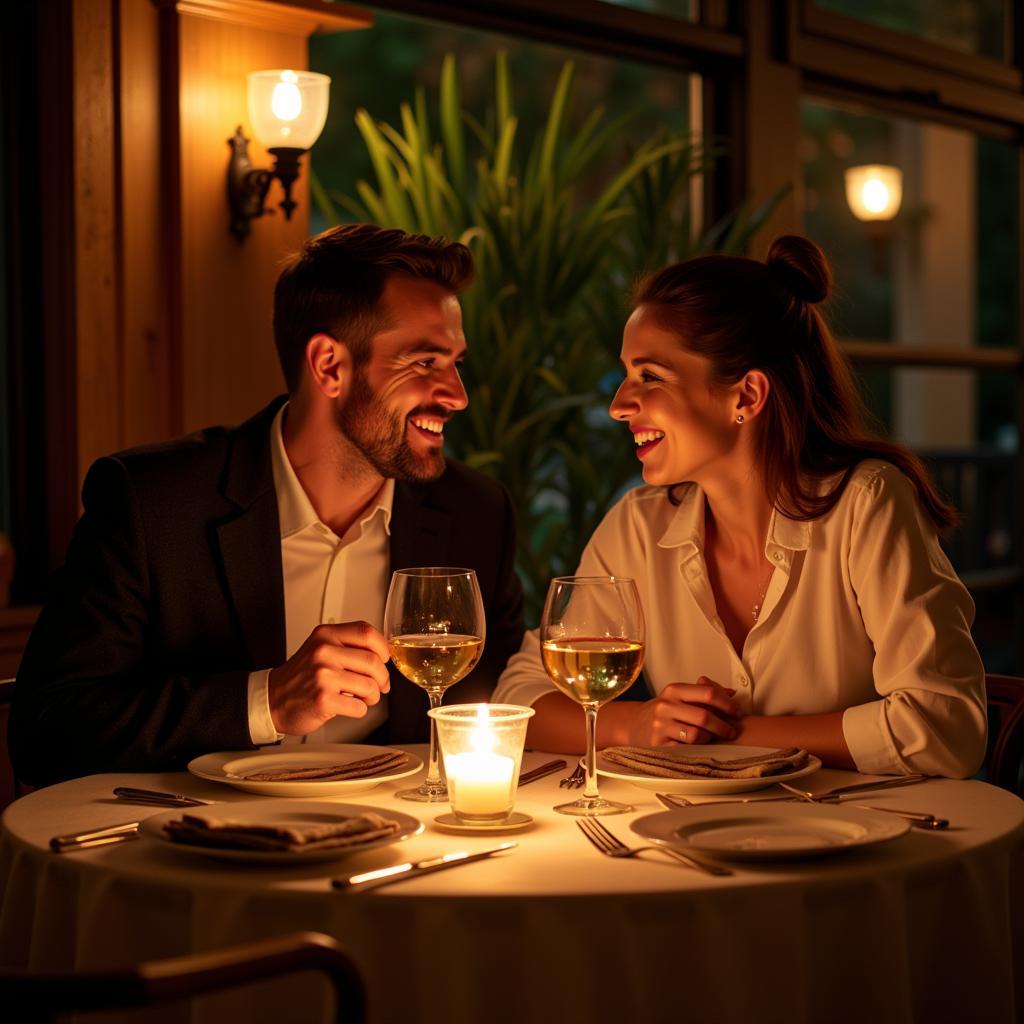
[332,842,516,892]
[517,760,566,787]
[113,786,211,807]
[51,820,141,852]
[655,774,929,810]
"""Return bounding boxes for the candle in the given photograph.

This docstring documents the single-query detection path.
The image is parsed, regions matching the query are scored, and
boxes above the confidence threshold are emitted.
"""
[446,750,515,818]
[443,704,515,820]
[430,702,534,825]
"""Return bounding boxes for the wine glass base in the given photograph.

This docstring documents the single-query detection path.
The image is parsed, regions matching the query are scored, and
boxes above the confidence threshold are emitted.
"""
[396,784,448,803]
[554,797,633,817]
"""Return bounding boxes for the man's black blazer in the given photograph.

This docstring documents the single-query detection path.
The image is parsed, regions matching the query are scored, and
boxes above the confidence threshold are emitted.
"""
[10,398,525,786]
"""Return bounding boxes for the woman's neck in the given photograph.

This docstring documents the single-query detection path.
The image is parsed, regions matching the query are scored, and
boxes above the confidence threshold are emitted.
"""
[700,469,773,565]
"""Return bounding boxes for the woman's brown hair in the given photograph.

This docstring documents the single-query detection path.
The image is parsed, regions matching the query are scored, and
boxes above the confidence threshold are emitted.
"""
[633,235,958,531]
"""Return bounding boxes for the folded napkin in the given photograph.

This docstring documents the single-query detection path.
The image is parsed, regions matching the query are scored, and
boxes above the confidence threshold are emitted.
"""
[602,745,810,779]
[163,811,401,852]
[237,750,409,783]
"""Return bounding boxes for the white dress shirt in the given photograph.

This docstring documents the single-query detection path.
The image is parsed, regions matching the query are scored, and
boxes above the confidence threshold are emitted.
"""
[247,405,393,746]
[494,460,988,778]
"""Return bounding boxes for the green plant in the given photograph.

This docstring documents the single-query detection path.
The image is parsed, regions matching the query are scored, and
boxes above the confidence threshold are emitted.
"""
[314,54,781,623]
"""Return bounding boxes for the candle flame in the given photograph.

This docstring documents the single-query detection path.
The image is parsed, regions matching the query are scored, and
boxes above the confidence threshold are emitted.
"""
[470,704,494,754]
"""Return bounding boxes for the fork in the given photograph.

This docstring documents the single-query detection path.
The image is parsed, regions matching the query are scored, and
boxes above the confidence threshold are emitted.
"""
[559,762,586,788]
[576,818,732,876]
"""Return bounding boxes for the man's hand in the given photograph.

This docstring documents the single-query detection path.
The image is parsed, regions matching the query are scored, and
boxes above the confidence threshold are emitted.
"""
[627,676,743,746]
[268,621,391,736]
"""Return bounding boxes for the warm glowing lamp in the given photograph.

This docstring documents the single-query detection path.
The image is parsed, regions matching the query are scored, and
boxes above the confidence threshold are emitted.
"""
[227,69,331,243]
[844,164,903,222]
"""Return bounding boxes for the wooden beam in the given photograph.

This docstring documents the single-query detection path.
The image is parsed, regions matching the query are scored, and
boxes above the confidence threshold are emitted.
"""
[157,0,371,34]
[840,340,1024,371]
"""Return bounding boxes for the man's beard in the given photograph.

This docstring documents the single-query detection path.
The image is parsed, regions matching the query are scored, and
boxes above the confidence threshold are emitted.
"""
[336,367,447,483]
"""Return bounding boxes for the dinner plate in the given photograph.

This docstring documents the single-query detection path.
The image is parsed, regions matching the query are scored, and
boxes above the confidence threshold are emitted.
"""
[631,803,909,861]
[595,744,822,795]
[138,799,423,865]
[188,744,423,797]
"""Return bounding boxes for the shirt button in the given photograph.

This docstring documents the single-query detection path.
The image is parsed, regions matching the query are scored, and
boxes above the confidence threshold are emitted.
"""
[772,552,782,562]
[739,676,749,687]
[327,617,336,624]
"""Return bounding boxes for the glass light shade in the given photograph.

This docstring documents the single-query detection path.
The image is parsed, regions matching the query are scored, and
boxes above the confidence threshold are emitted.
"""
[844,164,903,222]
[428,704,534,823]
[247,69,330,150]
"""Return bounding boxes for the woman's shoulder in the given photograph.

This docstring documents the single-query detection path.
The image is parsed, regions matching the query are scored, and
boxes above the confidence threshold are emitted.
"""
[829,459,927,528]
[845,459,917,499]
[593,483,679,541]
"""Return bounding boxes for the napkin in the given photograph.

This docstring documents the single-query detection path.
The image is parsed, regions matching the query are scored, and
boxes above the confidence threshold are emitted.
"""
[163,810,401,852]
[602,745,810,779]
[237,750,409,782]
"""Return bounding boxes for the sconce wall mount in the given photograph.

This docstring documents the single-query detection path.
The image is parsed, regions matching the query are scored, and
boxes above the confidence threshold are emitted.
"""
[226,69,330,244]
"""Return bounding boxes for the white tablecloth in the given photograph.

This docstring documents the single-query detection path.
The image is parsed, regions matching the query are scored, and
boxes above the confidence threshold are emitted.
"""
[2,748,1022,1024]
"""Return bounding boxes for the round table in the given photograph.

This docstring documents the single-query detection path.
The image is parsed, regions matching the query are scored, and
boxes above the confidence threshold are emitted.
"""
[2,749,1022,1024]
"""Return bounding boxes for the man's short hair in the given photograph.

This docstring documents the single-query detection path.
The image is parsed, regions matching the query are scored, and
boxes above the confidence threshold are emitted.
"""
[273,223,475,392]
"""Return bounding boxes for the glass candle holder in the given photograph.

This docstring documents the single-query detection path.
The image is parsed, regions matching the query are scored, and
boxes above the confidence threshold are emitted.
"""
[428,704,535,823]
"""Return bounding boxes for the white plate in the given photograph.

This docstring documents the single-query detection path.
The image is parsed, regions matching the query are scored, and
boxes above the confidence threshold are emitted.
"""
[596,744,822,795]
[138,799,423,865]
[188,744,423,797]
[631,803,909,861]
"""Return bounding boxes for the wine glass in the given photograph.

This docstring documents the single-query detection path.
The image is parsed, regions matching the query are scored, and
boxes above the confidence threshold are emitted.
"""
[385,567,485,802]
[540,576,645,816]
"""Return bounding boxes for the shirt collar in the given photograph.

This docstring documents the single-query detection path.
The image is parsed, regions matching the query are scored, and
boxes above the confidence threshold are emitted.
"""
[270,404,394,540]
[656,483,811,554]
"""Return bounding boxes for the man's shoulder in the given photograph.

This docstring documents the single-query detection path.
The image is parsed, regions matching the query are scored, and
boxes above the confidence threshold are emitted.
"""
[92,398,283,497]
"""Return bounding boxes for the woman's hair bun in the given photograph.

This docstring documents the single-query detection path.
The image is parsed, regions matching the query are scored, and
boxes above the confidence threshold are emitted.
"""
[766,235,831,304]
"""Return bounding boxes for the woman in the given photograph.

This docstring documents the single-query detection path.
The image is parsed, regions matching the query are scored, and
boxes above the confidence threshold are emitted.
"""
[494,236,986,777]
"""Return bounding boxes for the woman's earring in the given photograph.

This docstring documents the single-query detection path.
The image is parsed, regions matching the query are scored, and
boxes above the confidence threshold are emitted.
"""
[736,414,745,424]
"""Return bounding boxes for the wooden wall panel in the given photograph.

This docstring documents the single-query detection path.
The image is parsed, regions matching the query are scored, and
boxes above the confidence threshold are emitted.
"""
[72,0,121,489]
[175,15,309,432]
[120,0,175,447]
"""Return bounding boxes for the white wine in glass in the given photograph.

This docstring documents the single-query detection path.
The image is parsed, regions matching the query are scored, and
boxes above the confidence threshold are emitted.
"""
[540,577,645,816]
[385,568,485,802]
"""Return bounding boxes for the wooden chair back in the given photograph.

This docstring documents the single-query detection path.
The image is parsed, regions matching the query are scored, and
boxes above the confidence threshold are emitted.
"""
[1,931,365,1023]
[985,674,1024,795]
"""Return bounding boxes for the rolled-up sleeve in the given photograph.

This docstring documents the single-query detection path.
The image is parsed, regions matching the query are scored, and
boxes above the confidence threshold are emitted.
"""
[843,466,987,778]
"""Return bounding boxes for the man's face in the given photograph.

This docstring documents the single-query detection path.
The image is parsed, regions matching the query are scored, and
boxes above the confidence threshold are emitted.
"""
[336,274,469,482]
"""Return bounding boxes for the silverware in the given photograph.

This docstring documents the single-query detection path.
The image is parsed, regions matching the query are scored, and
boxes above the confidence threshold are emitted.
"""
[559,762,585,788]
[652,774,930,810]
[576,818,732,877]
[843,803,949,829]
[51,820,140,852]
[52,832,139,853]
[517,759,567,787]
[657,793,689,810]
[331,842,516,892]
[787,774,929,801]
[779,784,949,829]
[113,786,210,808]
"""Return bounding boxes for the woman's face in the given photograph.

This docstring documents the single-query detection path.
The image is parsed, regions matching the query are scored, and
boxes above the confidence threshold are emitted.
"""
[609,305,738,487]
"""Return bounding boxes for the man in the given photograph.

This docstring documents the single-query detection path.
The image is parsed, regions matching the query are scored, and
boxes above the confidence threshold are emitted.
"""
[10,224,524,785]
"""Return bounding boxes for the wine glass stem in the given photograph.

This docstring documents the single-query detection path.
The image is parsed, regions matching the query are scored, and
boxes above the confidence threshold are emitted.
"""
[425,689,444,786]
[583,703,600,800]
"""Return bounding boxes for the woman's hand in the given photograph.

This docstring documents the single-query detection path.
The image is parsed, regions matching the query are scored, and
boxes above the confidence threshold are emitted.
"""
[626,676,743,746]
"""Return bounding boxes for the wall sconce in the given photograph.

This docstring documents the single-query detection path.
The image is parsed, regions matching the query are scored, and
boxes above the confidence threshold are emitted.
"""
[844,164,903,222]
[227,69,331,243]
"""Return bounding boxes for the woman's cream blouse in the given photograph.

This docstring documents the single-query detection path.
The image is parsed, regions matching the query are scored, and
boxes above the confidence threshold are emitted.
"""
[494,460,987,778]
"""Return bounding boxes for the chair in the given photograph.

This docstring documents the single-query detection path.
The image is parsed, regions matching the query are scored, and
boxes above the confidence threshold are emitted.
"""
[0,677,16,809]
[0,931,366,1023]
[985,674,1024,795]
